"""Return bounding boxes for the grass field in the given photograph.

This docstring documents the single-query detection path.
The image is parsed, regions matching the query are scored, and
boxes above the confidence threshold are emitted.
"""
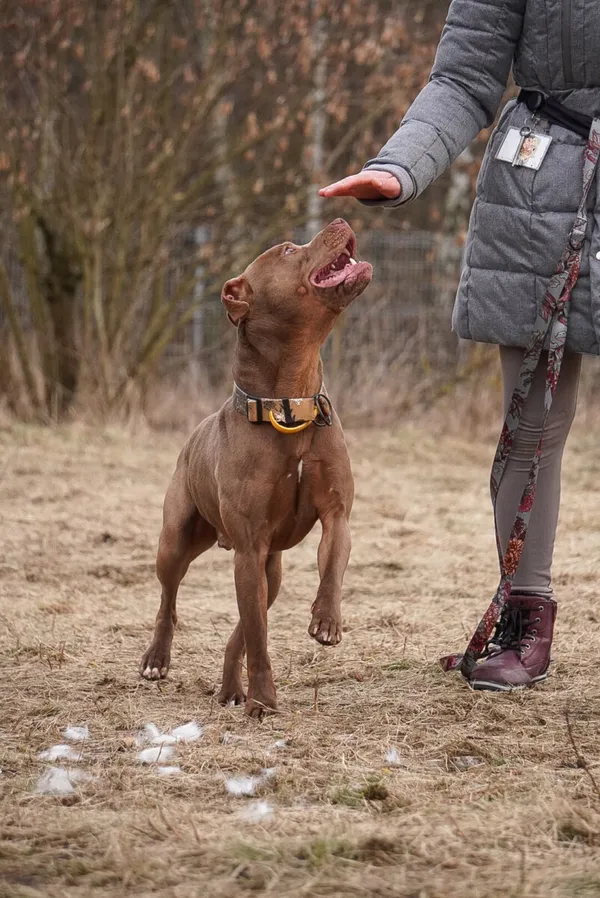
[1,417,600,897]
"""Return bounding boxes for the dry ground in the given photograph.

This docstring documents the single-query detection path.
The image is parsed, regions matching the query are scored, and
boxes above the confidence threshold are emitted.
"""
[1,417,600,898]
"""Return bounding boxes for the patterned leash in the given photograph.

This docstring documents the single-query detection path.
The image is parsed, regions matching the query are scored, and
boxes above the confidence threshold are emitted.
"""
[441,118,600,680]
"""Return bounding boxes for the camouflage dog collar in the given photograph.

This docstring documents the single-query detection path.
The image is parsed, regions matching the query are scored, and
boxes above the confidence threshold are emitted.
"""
[232,383,333,431]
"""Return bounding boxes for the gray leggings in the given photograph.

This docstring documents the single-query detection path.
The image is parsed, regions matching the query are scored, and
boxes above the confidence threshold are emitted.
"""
[497,346,581,597]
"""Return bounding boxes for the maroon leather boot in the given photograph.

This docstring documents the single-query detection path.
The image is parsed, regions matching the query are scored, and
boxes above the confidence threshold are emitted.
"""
[469,594,557,691]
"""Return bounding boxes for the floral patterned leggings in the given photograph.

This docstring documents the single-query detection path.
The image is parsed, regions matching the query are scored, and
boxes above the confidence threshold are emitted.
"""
[497,346,581,598]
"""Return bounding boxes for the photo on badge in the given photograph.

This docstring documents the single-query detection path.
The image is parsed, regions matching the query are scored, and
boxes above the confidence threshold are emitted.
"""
[517,134,547,167]
[496,127,553,170]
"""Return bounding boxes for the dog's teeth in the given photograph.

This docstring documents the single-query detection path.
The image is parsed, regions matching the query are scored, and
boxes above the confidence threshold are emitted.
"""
[350,258,357,265]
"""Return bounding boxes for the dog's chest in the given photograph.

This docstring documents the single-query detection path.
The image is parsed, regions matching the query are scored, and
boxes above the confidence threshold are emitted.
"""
[269,456,320,550]
[289,458,303,485]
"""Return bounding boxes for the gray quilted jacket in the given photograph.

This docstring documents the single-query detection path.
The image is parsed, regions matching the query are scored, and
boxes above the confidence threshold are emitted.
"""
[364,0,600,354]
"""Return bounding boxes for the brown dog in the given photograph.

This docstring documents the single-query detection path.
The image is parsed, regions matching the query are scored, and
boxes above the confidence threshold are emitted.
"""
[140,219,372,716]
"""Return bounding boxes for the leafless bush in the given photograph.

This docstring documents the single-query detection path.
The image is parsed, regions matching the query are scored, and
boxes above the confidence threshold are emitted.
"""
[0,0,478,422]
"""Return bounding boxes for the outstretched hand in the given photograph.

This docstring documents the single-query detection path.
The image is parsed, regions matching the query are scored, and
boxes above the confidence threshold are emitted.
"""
[319,170,401,201]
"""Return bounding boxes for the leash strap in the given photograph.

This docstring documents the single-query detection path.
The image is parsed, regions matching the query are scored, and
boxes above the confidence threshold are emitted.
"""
[519,89,592,140]
[441,118,600,678]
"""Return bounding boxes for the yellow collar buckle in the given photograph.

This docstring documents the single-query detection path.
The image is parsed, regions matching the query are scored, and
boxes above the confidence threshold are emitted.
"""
[268,408,315,434]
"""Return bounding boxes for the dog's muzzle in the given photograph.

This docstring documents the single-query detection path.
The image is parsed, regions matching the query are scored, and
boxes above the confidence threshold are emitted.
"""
[233,383,333,433]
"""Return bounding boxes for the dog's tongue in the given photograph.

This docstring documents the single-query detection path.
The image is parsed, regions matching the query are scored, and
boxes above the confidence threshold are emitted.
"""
[340,260,371,289]
[312,252,358,288]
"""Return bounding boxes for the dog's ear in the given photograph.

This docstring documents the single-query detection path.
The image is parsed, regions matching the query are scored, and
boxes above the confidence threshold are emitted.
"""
[221,276,252,326]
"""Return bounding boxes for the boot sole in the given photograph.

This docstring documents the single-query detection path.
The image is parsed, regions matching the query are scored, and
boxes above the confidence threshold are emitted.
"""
[470,671,549,692]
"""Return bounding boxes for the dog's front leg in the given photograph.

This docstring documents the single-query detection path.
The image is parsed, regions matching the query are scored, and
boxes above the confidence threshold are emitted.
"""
[308,513,351,646]
[217,552,282,706]
[234,547,277,717]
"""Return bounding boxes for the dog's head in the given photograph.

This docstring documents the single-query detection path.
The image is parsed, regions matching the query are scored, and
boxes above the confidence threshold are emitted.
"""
[221,219,372,339]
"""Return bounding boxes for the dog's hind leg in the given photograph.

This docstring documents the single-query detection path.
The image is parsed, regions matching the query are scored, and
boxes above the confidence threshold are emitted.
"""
[140,461,216,680]
[216,551,282,706]
[216,621,246,705]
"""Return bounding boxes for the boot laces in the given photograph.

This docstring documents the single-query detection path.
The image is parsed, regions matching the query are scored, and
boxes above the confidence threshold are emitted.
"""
[487,605,540,655]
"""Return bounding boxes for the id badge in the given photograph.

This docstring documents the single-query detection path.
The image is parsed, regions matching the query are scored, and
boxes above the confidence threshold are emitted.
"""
[495,127,552,169]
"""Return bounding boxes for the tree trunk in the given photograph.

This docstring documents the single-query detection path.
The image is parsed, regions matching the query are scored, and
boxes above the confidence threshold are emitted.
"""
[306,12,327,240]
[33,215,82,418]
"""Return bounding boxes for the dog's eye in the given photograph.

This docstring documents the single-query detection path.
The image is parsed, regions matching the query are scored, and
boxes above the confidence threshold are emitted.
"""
[283,245,296,255]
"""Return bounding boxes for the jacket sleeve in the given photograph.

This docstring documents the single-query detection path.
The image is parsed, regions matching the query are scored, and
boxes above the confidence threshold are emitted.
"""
[362,0,526,206]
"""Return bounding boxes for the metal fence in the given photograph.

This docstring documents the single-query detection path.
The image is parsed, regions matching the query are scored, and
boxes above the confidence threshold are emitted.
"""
[1,227,463,382]
[163,229,463,376]
[315,230,462,402]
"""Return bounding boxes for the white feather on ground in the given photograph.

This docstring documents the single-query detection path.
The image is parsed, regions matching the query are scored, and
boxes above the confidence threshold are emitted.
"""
[151,733,177,746]
[134,723,161,747]
[385,747,402,766]
[157,765,182,776]
[137,721,202,747]
[225,768,276,797]
[225,775,262,796]
[137,745,175,764]
[170,721,202,742]
[63,725,90,742]
[38,744,81,762]
[35,767,94,796]
[144,723,161,740]
[239,800,274,822]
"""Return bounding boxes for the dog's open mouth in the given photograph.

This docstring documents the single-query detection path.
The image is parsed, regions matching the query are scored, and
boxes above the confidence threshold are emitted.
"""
[310,238,363,289]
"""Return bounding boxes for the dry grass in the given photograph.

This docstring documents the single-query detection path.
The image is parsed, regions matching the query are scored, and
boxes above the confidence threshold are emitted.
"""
[1,415,600,898]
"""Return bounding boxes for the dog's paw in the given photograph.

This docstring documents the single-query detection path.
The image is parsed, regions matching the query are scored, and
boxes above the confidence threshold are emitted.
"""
[140,644,171,680]
[245,696,278,719]
[308,612,342,646]
[245,674,277,719]
[216,683,247,706]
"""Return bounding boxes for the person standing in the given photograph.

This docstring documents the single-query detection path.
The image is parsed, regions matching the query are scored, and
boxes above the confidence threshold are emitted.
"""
[320,0,600,690]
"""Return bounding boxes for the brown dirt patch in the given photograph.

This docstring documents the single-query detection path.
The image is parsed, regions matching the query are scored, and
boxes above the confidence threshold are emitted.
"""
[1,420,599,897]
